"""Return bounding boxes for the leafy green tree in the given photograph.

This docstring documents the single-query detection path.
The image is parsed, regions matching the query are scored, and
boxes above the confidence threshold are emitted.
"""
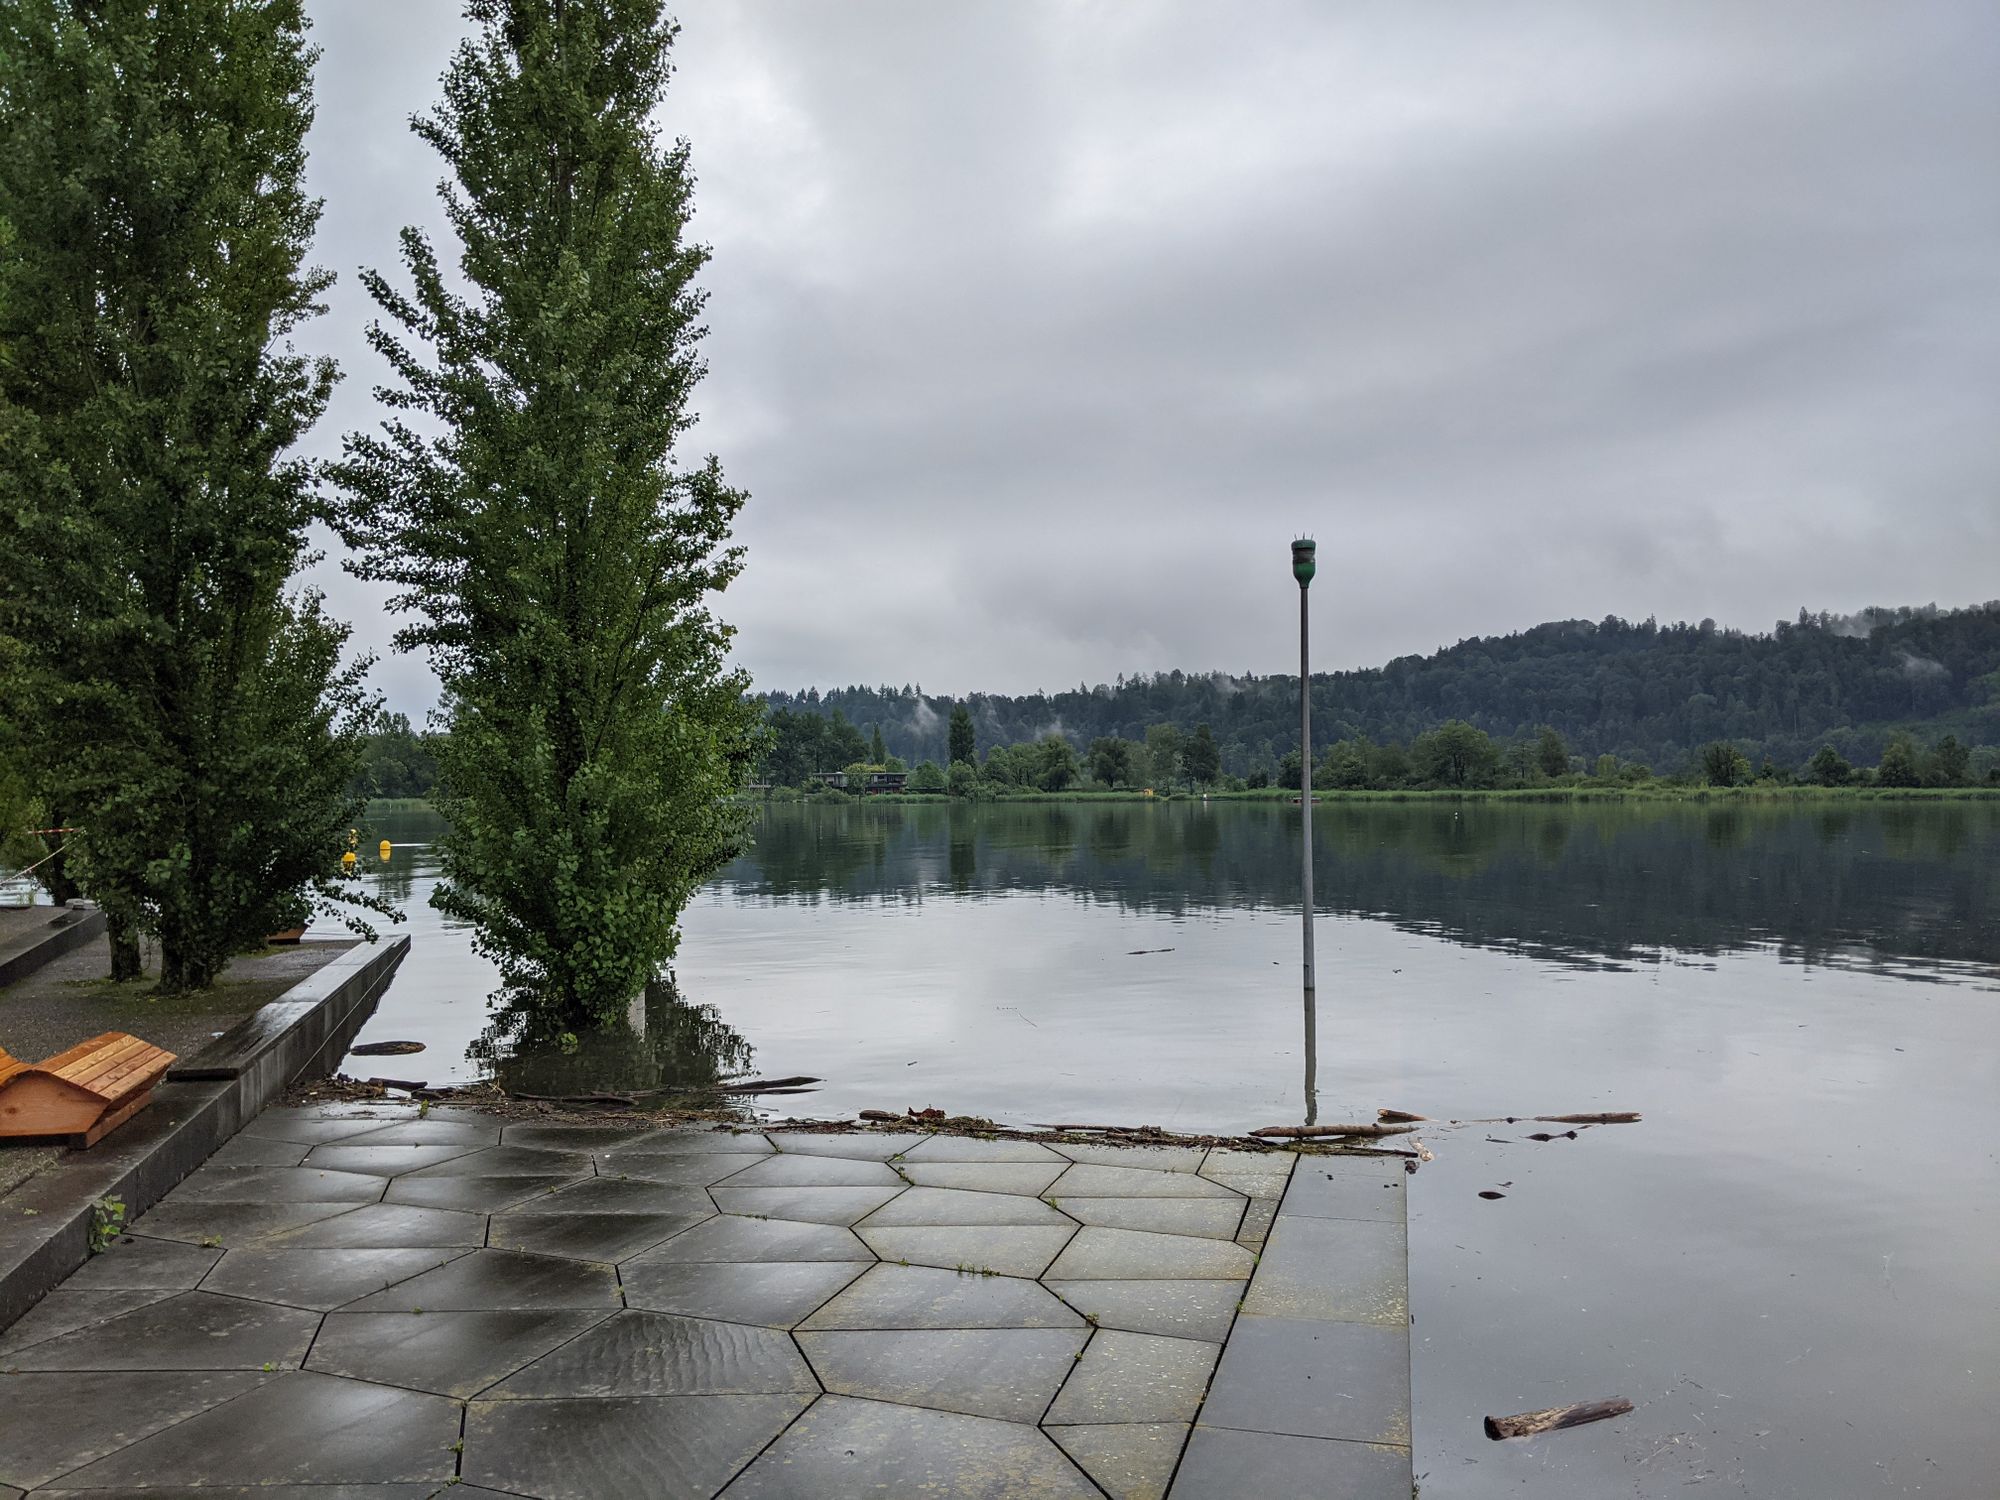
[946,759,979,798]
[1699,741,1751,787]
[1277,749,1303,790]
[1875,734,1921,788]
[1088,736,1132,788]
[1926,734,1970,787]
[1033,734,1079,792]
[1145,723,1184,790]
[948,704,976,766]
[338,0,756,1036]
[1536,725,1569,779]
[1594,753,1621,779]
[908,760,946,793]
[1322,739,1368,789]
[0,638,43,873]
[1808,744,1851,786]
[1368,740,1410,788]
[0,0,376,990]
[1183,723,1221,787]
[1410,721,1500,787]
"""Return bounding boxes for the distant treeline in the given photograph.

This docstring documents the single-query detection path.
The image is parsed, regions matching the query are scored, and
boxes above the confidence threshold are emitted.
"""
[352,712,440,800]
[755,603,2000,788]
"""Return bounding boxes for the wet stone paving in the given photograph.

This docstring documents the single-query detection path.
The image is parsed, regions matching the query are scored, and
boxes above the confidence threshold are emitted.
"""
[0,1103,1411,1498]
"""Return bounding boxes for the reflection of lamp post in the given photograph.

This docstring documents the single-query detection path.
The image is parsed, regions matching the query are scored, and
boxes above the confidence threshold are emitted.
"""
[1292,538,1318,1124]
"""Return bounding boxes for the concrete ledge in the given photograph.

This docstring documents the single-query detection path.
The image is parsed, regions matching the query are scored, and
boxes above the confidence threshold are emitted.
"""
[0,906,107,989]
[0,933,408,1330]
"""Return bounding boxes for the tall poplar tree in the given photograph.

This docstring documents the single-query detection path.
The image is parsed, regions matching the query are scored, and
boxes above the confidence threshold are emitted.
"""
[0,0,375,991]
[340,0,758,1037]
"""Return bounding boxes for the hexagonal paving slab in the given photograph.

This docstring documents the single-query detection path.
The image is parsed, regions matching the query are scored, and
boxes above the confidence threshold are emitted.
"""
[800,1264,1085,1331]
[464,1392,811,1500]
[621,1258,868,1327]
[2,1289,319,1370]
[307,1307,612,1397]
[856,1223,1078,1278]
[54,1371,461,1489]
[1043,1226,1258,1281]
[482,1310,817,1397]
[340,1248,621,1311]
[797,1327,1088,1422]
[627,1213,872,1264]
[720,1394,1100,1499]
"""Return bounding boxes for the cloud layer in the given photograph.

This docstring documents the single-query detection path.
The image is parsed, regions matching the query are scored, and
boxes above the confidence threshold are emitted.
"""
[299,1,2000,713]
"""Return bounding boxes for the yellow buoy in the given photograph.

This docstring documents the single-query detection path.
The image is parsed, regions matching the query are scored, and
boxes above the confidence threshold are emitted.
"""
[340,849,358,873]
[347,827,359,849]
[379,839,393,862]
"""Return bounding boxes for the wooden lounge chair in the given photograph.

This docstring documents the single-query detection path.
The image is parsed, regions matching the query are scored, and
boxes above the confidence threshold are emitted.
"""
[0,1032,176,1146]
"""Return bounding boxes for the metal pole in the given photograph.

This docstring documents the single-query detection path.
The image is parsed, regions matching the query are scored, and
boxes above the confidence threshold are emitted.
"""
[1290,539,1319,1123]
[1300,583,1314,996]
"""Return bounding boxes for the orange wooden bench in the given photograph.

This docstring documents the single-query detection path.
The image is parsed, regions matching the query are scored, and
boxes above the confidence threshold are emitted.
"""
[0,1033,176,1146]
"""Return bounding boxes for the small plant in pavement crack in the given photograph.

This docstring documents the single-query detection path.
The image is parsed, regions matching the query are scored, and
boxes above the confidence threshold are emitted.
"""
[87,1196,126,1254]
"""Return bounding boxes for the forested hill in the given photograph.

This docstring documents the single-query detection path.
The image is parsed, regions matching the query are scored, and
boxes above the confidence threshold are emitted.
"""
[759,603,2000,778]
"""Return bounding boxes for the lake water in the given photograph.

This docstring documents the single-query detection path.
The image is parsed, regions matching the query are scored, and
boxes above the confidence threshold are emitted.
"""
[350,799,2000,1498]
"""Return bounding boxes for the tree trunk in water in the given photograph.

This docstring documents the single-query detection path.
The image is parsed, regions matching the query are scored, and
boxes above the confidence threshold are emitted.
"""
[107,911,143,983]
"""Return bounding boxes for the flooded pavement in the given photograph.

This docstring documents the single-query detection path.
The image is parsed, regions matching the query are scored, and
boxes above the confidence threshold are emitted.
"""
[346,800,2000,1496]
[0,1101,1409,1499]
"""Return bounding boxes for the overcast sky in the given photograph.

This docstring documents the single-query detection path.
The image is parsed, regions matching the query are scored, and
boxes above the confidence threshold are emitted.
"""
[299,1,2000,715]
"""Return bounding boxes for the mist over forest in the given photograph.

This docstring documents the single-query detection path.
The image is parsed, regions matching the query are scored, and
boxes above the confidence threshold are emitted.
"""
[759,603,2000,779]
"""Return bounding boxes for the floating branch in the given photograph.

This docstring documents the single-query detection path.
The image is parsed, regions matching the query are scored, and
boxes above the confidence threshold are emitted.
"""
[713,1076,821,1094]
[1251,1123,1418,1139]
[1535,1112,1640,1125]
[1484,1397,1634,1441]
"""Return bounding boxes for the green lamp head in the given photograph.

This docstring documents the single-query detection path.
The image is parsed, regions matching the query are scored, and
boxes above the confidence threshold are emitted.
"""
[1291,537,1316,589]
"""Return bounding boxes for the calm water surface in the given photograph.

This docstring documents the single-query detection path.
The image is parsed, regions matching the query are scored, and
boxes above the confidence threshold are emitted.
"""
[350,800,2000,1498]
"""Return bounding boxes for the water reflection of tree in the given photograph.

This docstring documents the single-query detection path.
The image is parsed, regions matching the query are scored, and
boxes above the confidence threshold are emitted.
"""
[720,802,2000,976]
[472,977,753,1096]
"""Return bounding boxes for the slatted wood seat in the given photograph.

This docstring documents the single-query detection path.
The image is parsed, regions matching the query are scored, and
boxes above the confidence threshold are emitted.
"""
[0,1032,176,1146]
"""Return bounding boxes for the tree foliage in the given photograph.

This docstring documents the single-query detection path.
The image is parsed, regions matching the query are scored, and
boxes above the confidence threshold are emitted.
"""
[0,0,376,990]
[1183,723,1221,787]
[948,703,975,766]
[1808,745,1852,786]
[1876,735,1921,788]
[1700,741,1752,787]
[337,0,756,1037]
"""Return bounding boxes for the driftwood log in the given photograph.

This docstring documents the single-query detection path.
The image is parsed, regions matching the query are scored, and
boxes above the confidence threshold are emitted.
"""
[351,1040,426,1057]
[1484,1397,1633,1441]
[714,1076,821,1094]
[1535,1112,1641,1125]
[1251,1122,1418,1139]
[1377,1108,1427,1122]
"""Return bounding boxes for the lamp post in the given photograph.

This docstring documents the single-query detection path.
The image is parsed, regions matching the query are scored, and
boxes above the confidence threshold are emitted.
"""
[1292,538,1318,1124]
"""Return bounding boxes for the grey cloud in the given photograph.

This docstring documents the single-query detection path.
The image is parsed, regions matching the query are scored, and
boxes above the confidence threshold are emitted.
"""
[297,0,2000,712]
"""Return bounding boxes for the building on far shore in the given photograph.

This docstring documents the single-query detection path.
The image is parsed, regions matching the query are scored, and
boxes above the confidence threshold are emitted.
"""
[809,770,908,795]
